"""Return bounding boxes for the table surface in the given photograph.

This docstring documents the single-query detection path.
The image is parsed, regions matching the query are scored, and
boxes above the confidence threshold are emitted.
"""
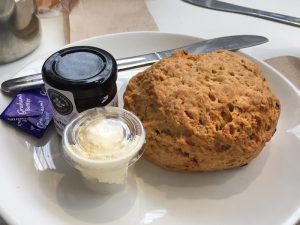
[0,0,299,224]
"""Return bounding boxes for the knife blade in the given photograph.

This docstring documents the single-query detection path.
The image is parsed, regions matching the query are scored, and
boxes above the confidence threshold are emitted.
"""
[1,35,268,94]
[183,0,300,27]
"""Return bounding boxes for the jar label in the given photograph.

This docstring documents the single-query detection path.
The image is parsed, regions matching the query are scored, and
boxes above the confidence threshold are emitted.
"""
[45,84,78,135]
[47,89,73,115]
[45,83,118,135]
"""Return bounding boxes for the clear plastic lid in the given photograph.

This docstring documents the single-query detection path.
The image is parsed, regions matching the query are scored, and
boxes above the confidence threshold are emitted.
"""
[62,106,145,168]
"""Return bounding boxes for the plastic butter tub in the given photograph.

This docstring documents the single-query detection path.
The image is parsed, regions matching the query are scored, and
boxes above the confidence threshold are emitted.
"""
[62,106,145,187]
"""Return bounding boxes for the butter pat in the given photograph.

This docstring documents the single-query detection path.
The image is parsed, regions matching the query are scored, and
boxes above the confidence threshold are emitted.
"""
[76,118,129,160]
[62,107,145,185]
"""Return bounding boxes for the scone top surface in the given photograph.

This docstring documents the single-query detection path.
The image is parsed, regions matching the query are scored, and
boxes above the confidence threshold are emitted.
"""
[124,50,280,171]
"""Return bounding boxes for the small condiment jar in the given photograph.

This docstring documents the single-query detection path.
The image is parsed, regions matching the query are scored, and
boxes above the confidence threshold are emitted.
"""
[42,46,118,135]
[62,106,146,187]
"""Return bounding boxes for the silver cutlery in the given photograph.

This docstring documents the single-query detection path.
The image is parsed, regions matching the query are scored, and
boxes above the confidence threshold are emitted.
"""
[183,0,300,27]
[1,35,268,94]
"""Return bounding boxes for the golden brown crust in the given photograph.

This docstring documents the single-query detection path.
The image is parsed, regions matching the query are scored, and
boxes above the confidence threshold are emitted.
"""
[124,50,280,171]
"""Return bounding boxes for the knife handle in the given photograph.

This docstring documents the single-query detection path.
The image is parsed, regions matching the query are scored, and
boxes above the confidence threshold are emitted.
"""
[1,73,44,94]
[212,1,300,27]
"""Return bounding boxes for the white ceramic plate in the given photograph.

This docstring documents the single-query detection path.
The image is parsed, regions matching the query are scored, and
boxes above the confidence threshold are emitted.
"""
[1,32,300,225]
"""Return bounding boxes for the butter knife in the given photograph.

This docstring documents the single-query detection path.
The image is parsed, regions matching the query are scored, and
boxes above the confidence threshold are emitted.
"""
[183,0,300,27]
[1,35,268,94]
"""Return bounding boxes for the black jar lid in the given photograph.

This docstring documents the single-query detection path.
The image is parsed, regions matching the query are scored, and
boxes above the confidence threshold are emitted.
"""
[42,46,117,96]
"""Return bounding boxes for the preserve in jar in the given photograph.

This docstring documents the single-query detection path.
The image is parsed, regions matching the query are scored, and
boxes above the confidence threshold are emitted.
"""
[42,46,118,135]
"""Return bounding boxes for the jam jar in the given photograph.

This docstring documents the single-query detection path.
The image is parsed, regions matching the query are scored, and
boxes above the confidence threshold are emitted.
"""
[42,46,118,135]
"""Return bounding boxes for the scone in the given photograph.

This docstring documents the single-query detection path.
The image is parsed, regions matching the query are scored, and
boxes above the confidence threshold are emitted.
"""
[123,50,280,171]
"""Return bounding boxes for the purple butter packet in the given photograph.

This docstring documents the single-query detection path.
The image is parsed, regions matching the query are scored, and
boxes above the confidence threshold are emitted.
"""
[5,89,48,117]
[0,89,53,138]
[27,103,52,129]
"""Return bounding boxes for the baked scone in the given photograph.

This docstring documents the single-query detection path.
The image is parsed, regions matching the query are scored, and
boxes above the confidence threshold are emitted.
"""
[123,50,280,171]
